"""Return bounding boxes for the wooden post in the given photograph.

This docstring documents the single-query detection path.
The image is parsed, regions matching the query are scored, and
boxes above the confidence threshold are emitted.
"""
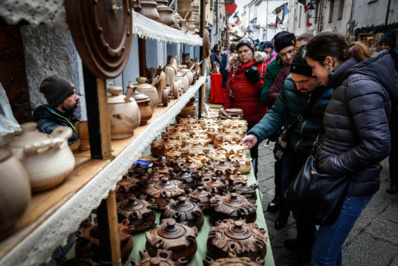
[82,66,112,160]
[97,191,121,266]
[138,37,147,77]
[199,0,206,119]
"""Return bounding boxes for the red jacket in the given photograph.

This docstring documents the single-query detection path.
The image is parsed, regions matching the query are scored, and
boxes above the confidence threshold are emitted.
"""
[224,52,268,121]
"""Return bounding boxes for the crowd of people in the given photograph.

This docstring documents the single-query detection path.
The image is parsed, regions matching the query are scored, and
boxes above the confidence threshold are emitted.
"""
[218,29,397,266]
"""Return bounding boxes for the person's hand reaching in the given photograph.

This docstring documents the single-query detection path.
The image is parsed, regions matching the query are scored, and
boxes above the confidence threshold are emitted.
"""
[241,134,258,149]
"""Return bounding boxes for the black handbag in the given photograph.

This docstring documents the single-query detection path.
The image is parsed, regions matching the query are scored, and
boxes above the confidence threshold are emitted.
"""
[285,137,351,225]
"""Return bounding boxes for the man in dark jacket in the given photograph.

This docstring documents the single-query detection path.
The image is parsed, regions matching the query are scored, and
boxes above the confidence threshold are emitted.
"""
[242,46,332,264]
[33,75,80,146]
[210,44,221,73]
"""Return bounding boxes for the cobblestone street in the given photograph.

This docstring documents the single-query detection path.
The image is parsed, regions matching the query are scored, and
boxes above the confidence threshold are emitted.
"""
[257,141,398,266]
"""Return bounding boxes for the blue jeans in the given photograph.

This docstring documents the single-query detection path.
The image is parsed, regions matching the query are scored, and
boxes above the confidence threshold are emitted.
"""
[311,195,372,266]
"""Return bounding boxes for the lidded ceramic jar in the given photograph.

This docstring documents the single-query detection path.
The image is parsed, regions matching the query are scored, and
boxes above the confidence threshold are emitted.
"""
[0,148,31,240]
[135,77,159,111]
[144,177,186,208]
[139,0,160,21]
[220,118,248,132]
[116,174,142,200]
[207,219,267,261]
[201,176,228,196]
[127,81,153,126]
[231,181,258,203]
[229,172,249,185]
[188,186,212,213]
[203,256,265,266]
[151,139,181,157]
[175,168,197,190]
[107,86,140,139]
[212,159,240,182]
[209,193,257,223]
[75,219,135,262]
[160,196,204,230]
[131,249,188,266]
[146,218,198,262]
[117,196,156,233]
[219,141,248,160]
[157,0,176,26]
[230,154,252,175]
[214,130,241,148]
[4,122,75,192]
[179,65,194,85]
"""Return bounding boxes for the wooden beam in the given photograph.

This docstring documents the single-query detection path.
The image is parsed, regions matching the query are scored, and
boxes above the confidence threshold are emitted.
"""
[138,38,147,77]
[199,0,206,119]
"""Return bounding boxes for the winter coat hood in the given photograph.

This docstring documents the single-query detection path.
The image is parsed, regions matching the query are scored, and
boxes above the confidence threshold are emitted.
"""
[329,50,398,100]
[228,52,268,66]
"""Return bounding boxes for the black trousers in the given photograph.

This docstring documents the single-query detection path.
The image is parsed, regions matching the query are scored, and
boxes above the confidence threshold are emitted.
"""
[247,121,260,178]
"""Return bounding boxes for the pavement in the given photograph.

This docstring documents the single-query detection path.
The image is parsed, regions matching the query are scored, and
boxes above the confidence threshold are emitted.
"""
[257,140,398,266]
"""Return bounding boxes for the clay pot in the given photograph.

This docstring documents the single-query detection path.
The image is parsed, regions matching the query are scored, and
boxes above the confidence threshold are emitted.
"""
[107,86,141,139]
[135,77,159,111]
[147,66,167,106]
[188,186,212,213]
[4,122,75,192]
[201,176,228,196]
[146,218,198,262]
[117,196,156,232]
[209,193,257,223]
[144,177,186,208]
[132,0,142,12]
[220,118,248,132]
[229,172,249,186]
[75,219,134,262]
[139,0,160,21]
[207,219,267,261]
[214,130,241,148]
[130,249,188,266]
[157,0,176,26]
[230,154,252,175]
[177,0,193,20]
[127,81,153,126]
[219,141,248,160]
[160,196,204,230]
[231,181,258,203]
[179,66,194,85]
[151,139,181,157]
[116,175,143,201]
[175,168,197,189]
[212,159,240,181]
[203,256,265,266]
[0,148,31,240]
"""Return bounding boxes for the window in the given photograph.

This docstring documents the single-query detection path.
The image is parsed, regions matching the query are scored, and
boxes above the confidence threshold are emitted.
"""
[338,0,344,20]
[329,0,335,23]
[299,6,302,28]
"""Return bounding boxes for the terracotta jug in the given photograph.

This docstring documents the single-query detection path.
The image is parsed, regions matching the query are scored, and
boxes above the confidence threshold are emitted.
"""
[135,77,159,111]
[4,122,75,192]
[145,218,198,262]
[0,148,31,240]
[127,81,153,125]
[107,86,140,139]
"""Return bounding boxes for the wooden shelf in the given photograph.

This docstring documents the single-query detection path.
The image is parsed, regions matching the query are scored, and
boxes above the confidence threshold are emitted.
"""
[0,77,205,266]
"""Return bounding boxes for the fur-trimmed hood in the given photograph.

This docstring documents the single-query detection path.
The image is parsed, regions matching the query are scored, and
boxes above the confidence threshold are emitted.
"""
[228,52,269,66]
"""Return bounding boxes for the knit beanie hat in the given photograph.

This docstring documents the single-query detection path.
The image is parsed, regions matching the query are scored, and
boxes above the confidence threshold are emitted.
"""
[40,75,75,108]
[263,41,274,50]
[237,38,255,54]
[379,29,396,48]
[290,46,313,77]
[274,31,296,53]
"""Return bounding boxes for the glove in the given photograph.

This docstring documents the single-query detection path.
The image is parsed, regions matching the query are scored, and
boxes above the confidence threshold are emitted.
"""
[244,66,261,83]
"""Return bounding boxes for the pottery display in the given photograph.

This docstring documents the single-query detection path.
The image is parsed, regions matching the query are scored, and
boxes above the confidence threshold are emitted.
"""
[177,0,193,20]
[0,148,31,240]
[129,249,188,266]
[203,256,265,266]
[157,0,176,26]
[188,186,212,213]
[135,77,159,111]
[231,181,258,203]
[219,141,248,160]
[201,176,228,196]
[107,86,141,139]
[160,196,204,230]
[117,196,156,232]
[127,81,153,126]
[147,66,168,106]
[207,219,267,261]
[139,0,160,21]
[190,2,200,34]
[146,218,198,262]
[179,65,194,85]
[209,193,257,223]
[116,175,143,200]
[144,177,186,208]
[4,122,75,192]
[75,219,135,262]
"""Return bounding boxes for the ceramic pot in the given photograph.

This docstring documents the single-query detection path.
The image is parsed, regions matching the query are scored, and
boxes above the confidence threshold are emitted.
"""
[135,77,159,111]
[107,86,141,139]
[219,141,248,160]
[146,218,198,262]
[157,0,175,26]
[132,0,142,12]
[116,174,142,200]
[179,66,194,85]
[177,0,193,20]
[160,196,204,230]
[201,176,228,196]
[188,186,212,213]
[144,177,186,208]
[231,181,258,203]
[147,66,167,106]
[177,73,189,92]
[0,148,31,240]
[209,193,257,223]
[139,0,160,21]
[4,122,75,192]
[203,256,265,266]
[128,81,153,125]
[117,196,156,232]
[75,219,134,262]
[130,249,188,266]
[207,219,267,261]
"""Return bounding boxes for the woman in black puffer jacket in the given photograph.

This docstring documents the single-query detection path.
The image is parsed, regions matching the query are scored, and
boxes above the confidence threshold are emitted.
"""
[305,32,396,266]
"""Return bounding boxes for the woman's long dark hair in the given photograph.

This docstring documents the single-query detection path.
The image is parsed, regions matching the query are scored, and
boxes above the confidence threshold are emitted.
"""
[305,31,372,65]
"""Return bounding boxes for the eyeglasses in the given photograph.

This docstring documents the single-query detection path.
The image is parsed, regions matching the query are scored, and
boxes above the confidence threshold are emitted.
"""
[279,48,295,58]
